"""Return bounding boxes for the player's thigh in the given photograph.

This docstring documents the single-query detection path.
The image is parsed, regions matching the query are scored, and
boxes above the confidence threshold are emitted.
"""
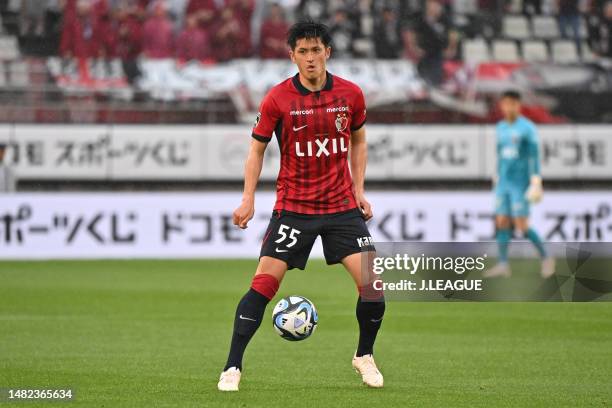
[341,250,377,288]
[495,191,511,223]
[255,256,289,283]
[495,189,512,229]
[321,208,374,268]
[510,188,530,219]
[260,210,318,271]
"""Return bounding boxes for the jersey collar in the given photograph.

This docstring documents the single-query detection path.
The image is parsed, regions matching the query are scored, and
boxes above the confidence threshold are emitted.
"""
[292,71,334,96]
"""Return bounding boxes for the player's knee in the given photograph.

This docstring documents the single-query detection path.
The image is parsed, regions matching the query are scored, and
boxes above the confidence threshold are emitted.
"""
[358,283,385,301]
[250,273,280,300]
[496,217,511,229]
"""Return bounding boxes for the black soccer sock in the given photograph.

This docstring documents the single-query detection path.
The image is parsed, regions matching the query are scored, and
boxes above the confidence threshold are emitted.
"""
[224,288,270,371]
[355,296,385,357]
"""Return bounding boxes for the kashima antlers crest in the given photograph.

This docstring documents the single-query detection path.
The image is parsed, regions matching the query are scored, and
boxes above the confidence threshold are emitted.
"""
[335,113,348,132]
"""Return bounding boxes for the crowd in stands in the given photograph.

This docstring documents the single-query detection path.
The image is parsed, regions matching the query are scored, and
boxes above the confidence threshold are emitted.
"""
[2,0,612,85]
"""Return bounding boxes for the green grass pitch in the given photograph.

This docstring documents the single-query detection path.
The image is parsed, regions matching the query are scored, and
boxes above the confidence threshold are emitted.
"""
[1,260,611,407]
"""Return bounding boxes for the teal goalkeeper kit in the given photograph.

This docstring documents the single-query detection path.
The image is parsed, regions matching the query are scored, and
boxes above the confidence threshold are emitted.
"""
[495,116,540,217]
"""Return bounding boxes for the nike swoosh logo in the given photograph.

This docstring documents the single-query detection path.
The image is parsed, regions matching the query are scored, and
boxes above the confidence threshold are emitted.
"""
[370,317,383,323]
[239,315,257,321]
[275,248,288,253]
[293,125,308,131]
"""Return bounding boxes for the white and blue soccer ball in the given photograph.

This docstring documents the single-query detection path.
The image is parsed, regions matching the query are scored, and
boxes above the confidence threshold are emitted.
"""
[272,295,318,341]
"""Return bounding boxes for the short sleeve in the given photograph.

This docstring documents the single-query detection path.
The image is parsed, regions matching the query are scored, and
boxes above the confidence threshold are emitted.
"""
[351,88,367,131]
[252,92,281,143]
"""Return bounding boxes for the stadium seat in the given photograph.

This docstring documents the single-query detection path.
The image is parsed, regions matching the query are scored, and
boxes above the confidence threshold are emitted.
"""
[581,42,597,61]
[453,0,478,15]
[462,39,491,64]
[0,35,19,60]
[8,61,29,86]
[532,16,560,39]
[551,40,579,64]
[503,15,530,40]
[492,40,520,62]
[522,40,549,62]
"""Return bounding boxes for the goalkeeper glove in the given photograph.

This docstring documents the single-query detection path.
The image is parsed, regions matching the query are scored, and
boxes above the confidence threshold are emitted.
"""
[525,175,543,203]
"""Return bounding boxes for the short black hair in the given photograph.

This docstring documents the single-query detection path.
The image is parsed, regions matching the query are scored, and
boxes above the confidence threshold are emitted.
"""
[501,90,522,100]
[287,21,331,50]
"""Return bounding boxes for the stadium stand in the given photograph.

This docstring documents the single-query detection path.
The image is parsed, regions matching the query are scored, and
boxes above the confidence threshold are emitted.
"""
[0,1,605,65]
[0,0,609,124]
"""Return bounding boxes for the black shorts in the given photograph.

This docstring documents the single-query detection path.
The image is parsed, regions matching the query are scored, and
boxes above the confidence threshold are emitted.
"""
[260,208,375,270]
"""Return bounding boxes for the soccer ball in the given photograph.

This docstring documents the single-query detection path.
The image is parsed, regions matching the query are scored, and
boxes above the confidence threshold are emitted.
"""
[272,295,318,341]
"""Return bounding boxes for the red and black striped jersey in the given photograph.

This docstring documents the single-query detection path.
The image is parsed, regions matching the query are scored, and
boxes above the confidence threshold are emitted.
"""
[252,72,366,215]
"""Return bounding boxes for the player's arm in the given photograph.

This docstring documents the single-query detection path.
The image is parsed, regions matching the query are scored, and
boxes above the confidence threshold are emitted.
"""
[233,139,268,229]
[233,92,279,229]
[350,88,372,220]
[350,126,372,220]
[525,123,543,203]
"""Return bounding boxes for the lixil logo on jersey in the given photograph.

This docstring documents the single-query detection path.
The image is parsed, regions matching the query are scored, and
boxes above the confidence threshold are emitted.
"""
[295,137,348,157]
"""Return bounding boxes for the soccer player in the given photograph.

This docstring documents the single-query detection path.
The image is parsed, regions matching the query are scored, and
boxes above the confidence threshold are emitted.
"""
[485,90,555,278]
[217,21,385,391]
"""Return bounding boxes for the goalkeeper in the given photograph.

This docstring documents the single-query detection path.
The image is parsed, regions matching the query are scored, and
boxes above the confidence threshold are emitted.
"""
[484,90,555,279]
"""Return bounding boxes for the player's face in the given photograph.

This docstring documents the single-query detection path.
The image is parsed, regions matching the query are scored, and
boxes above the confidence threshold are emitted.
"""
[500,97,521,121]
[290,38,331,81]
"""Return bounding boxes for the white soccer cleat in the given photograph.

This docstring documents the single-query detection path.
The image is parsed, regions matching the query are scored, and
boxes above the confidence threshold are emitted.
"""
[217,367,241,392]
[483,263,512,278]
[352,354,384,388]
[541,257,556,279]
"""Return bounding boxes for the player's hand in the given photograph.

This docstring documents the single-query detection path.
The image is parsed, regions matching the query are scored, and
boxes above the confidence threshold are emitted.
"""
[355,191,373,221]
[233,197,255,229]
[525,175,543,203]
